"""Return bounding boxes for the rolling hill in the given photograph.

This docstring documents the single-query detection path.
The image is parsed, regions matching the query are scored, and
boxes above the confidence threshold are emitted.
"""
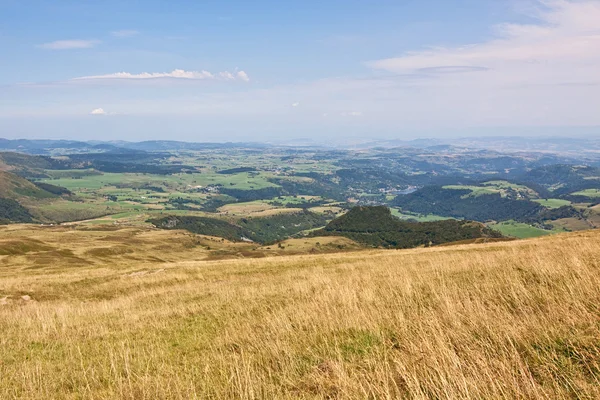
[0,170,106,224]
[0,170,58,201]
[1,223,599,398]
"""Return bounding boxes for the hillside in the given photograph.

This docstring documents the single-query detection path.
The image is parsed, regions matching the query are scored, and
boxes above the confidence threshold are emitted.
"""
[0,198,33,224]
[1,224,599,398]
[313,206,503,248]
[0,171,53,224]
[0,170,57,201]
[150,210,329,244]
[0,170,109,224]
[393,185,582,223]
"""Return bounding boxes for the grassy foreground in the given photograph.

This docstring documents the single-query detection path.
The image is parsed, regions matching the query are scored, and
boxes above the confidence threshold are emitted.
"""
[1,227,600,398]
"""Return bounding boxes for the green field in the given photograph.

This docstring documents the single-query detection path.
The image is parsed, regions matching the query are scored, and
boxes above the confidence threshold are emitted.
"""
[33,200,122,223]
[42,171,278,192]
[442,185,499,197]
[482,181,530,190]
[390,208,453,222]
[488,221,555,239]
[572,189,600,198]
[532,198,572,208]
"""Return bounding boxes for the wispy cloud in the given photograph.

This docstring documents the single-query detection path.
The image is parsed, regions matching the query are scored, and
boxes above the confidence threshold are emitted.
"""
[111,30,139,38]
[367,0,600,87]
[38,39,100,50]
[73,69,251,82]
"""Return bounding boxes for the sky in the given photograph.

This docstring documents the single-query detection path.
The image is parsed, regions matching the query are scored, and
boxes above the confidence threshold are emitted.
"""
[1,0,599,142]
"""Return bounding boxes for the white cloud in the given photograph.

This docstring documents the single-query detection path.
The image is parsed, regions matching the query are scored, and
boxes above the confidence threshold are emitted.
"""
[90,108,107,115]
[341,111,363,117]
[73,69,250,81]
[111,30,139,37]
[367,0,600,88]
[38,40,100,50]
[236,71,250,82]
[292,102,300,107]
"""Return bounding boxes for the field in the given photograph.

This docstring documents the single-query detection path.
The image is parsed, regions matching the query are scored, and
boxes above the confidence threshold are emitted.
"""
[442,185,499,197]
[532,198,572,209]
[488,221,556,238]
[2,225,600,398]
[572,189,600,198]
[43,171,278,192]
[390,208,452,222]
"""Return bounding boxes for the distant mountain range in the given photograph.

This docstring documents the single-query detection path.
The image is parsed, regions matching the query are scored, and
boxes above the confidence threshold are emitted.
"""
[2,136,600,156]
[0,138,271,155]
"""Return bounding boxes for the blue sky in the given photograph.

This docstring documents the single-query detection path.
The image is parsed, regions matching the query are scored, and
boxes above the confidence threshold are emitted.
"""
[1,0,599,142]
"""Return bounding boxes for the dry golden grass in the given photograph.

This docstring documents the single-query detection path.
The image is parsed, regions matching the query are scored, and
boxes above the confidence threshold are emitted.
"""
[308,206,344,215]
[1,225,600,399]
[217,202,305,217]
[258,236,361,254]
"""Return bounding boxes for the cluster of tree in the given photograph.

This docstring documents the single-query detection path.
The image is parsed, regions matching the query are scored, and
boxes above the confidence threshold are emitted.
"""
[139,185,166,193]
[150,216,248,242]
[200,197,234,212]
[150,210,328,244]
[217,167,257,174]
[237,210,328,244]
[32,182,72,196]
[0,198,33,224]
[219,187,284,202]
[166,197,208,211]
[311,206,502,249]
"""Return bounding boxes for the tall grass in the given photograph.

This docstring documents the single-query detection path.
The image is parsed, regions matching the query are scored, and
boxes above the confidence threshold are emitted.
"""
[1,229,600,398]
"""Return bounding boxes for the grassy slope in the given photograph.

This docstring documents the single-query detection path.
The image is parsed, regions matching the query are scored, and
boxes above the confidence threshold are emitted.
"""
[1,226,600,398]
[532,198,572,208]
[0,170,55,201]
[572,189,600,198]
[390,207,452,222]
[0,170,116,223]
[489,220,555,238]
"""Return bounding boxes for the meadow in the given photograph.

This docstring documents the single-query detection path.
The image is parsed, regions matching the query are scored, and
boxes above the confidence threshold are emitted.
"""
[390,208,452,222]
[1,225,600,398]
[532,198,572,209]
[573,189,600,198]
[487,220,557,239]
